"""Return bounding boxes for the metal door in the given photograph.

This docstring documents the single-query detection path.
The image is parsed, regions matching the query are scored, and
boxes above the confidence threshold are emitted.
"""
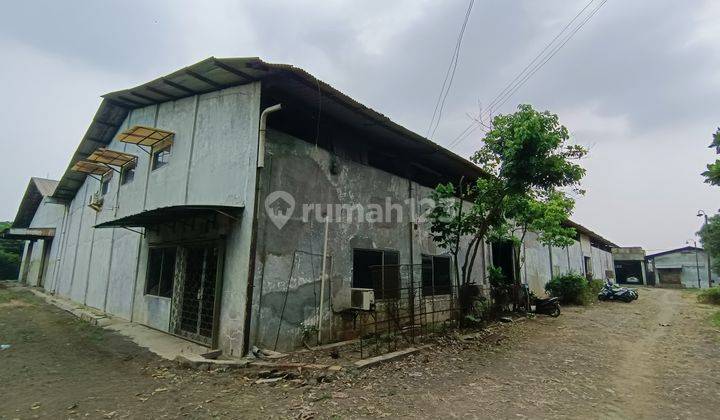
[176,244,220,345]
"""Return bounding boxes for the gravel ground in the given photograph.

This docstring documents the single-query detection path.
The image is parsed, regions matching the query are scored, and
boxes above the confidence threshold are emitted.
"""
[1,284,718,419]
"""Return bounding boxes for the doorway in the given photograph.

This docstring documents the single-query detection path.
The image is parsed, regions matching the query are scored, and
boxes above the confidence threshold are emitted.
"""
[173,243,224,346]
[491,240,517,283]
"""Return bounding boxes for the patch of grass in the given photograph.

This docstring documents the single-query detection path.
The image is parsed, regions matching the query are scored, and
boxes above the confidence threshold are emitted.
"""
[0,289,14,304]
[74,321,106,343]
[710,311,720,328]
[0,288,40,306]
[698,287,720,305]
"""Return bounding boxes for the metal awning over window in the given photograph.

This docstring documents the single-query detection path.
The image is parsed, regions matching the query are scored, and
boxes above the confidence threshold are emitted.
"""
[0,227,55,240]
[70,160,112,176]
[86,148,137,168]
[94,205,243,229]
[117,125,174,148]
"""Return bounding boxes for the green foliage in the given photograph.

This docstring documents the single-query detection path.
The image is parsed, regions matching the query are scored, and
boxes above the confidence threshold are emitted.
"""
[702,128,720,186]
[488,266,514,310]
[0,221,22,280]
[698,215,720,274]
[585,279,605,304]
[710,311,720,328]
[545,273,588,305]
[428,104,587,287]
[698,287,720,305]
[463,297,493,327]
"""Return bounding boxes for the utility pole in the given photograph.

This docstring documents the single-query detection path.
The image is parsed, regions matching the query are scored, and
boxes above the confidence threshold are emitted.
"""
[688,239,702,288]
[698,210,713,288]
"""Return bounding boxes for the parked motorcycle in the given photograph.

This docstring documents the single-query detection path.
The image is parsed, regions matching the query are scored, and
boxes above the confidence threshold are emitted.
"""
[518,284,561,317]
[598,281,638,302]
[534,296,561,317]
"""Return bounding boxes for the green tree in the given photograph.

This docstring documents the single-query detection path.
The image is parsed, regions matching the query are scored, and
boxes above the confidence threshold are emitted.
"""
[698,215,720,274]
[0,221,23,280]
[702,128,720,186]
[429,104,587,288]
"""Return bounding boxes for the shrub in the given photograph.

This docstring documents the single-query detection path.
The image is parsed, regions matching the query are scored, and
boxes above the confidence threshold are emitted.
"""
[545,273,588,305]
[698,287,720,305]
[488,266,514,310]
[578,279,606,305]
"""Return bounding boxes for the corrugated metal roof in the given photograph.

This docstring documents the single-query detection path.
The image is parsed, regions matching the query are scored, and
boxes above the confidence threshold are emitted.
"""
[51,57,487,201]
[45,56,616,249]
[646,246,704,259]
[563,219,618,248]
[12,177,59,228]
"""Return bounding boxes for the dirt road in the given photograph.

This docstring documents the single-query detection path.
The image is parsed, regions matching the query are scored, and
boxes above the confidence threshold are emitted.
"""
[1,285,719,419]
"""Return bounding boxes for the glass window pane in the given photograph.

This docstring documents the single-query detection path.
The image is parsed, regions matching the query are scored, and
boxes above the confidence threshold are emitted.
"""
[159,248,177,298]
[146,248,163,295]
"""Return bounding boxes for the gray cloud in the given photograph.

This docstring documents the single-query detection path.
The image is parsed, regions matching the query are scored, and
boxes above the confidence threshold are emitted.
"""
[1,0,718,251]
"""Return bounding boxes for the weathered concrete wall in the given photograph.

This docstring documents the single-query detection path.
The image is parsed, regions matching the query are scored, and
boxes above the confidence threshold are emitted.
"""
[19,196,66,287]
[17,242,31,282]
[520,232,614,295]
[652,250,719,289]
[44,82,261,356]
[520,231,553,294]
[249,129,485,351]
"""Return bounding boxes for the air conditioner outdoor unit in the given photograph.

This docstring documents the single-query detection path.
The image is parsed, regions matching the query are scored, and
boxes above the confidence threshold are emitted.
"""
[88,191,104,212]
[350,288,375,311]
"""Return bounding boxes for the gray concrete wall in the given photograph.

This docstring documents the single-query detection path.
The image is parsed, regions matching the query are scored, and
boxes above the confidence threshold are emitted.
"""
[520,231,614,295]
[18,196,66,287]
[249,129,486,351]
[43,83,261,356]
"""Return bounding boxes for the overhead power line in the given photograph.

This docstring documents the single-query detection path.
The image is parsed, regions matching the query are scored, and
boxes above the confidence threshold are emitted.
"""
[426,0,475,141]
[445,0,608,150]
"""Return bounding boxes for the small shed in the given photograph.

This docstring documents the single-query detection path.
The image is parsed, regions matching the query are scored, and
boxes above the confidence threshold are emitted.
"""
[646,246,717,289]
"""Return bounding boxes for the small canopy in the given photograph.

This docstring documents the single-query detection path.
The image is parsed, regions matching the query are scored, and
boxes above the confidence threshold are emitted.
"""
[70,160,111,176]
[86,148,137,168]
[0,227,55,240]
[117,125,174,148]
[94,205,243,229]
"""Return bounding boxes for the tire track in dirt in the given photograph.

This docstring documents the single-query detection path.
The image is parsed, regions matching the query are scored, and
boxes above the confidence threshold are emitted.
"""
[604,288,682,419]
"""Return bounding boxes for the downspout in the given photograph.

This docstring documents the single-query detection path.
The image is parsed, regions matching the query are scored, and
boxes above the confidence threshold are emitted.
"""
[317,215,330,344]
[407,179,415,326]
[242,103,282,356]
[257,104,282,168]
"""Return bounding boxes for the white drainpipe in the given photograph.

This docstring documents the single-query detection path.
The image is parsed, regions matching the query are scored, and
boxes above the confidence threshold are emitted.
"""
[258,104,282,168]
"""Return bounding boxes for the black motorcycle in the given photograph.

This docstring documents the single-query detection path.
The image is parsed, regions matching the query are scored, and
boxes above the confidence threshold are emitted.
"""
[598,281,638,302]
[533,296,561,317]
[519,284,561,317]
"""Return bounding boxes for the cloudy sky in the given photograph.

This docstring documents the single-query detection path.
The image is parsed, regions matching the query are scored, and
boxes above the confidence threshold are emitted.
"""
[1,0,718,252]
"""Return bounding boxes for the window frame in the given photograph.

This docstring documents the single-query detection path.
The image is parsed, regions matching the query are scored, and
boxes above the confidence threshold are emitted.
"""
[120,161,136,185]
[352,248,400,300]
[421,254,452,297]
[100,171,112,196]
[151,142,172,171]
[145,246,177,298]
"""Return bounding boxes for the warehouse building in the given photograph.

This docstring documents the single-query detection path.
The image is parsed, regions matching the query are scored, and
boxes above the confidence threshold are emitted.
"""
[5,57,616,355]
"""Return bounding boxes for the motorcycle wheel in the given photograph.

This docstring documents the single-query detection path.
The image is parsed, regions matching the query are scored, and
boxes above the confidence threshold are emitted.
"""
[550,306,561,317]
